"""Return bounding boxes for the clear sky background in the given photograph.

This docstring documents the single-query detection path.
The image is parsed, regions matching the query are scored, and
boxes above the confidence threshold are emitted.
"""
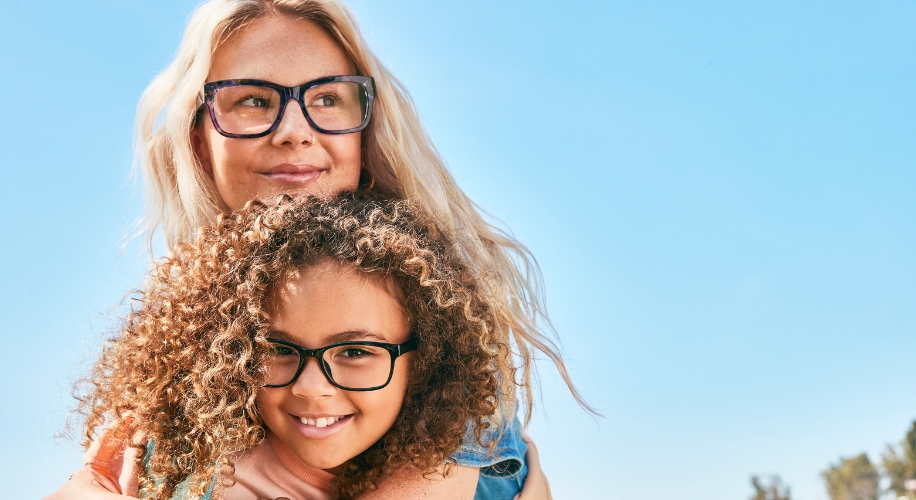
[1,1,914,499]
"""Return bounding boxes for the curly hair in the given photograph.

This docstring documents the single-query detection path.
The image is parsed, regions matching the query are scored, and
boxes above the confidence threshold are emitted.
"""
[76,192,509,499]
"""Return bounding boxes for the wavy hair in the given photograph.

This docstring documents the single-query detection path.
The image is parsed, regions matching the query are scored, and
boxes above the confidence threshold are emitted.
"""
[78,193,509,499]
[135,0,593,423]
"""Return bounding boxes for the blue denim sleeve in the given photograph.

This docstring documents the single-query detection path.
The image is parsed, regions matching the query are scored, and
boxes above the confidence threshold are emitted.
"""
[450,413,529,500]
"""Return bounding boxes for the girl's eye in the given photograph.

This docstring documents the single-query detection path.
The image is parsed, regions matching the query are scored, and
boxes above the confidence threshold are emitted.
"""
[327,344,384,364]
[333,345,386,361]
[340,347,371,358]
[270,345,296,357]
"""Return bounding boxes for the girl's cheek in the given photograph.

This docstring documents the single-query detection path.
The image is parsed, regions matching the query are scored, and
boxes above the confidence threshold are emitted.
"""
[385,362,411,412]
[253,390,283,427]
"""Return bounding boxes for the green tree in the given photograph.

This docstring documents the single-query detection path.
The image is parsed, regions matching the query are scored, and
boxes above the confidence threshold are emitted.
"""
[822,453,880,500]
[750,475,791,500]
[882,420,916,496]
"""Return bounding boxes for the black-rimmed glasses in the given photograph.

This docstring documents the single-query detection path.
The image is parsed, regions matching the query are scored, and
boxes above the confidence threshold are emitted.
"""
[263,337,418,391]
[201,75,375,138]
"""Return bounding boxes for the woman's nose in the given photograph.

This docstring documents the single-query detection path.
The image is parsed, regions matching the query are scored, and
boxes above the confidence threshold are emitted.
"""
[270,100,316,146]
[290,357,337,399]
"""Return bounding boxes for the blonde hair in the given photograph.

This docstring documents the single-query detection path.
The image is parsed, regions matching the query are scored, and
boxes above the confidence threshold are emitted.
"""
[135,0,594,418]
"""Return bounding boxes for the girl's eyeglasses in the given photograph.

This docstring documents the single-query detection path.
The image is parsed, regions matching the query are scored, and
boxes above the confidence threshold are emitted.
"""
[200,75,375,139]
[263,337,418,391]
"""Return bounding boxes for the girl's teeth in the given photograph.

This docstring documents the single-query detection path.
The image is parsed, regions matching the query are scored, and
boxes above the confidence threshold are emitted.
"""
[299,416,340,427]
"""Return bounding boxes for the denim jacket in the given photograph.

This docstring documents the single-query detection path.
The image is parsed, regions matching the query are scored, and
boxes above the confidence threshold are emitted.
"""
[453,408,528,500]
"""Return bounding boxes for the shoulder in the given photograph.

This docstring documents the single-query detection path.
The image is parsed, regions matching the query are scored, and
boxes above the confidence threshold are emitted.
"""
[354,465,479,500]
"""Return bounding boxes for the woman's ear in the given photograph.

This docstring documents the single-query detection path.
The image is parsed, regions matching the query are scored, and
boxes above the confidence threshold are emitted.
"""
[190,127,214,179]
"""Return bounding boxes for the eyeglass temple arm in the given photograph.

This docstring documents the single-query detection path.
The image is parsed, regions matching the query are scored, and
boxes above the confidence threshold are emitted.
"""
[397,337,419,356]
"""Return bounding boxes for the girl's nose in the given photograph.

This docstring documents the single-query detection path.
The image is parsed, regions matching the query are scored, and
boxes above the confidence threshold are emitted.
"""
[270,100,316,147]
[290,358,337,399]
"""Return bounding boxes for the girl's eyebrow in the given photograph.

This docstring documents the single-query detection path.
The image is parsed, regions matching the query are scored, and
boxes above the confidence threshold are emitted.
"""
[327,329,388,343]
[266,329,389,344]
[266,329,294,342]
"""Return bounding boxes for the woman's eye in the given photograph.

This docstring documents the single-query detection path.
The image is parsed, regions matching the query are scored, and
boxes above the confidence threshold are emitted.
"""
[312,95,337,107]
[238,95,271,108]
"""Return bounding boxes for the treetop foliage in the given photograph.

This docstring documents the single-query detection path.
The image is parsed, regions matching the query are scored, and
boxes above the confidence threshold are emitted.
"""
[750,475,791,500]
[821,453,879,500]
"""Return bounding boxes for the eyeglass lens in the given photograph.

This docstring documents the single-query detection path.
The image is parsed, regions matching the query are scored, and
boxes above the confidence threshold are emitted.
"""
[265,343,393,389]
[211,81,368,135]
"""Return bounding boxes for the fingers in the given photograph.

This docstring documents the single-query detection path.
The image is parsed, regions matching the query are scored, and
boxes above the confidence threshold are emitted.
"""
[521,433,539,468]
[522,433,543,480]
[515,434,551,500]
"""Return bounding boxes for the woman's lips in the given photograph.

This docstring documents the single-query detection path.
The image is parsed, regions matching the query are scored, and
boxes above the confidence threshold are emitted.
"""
[263,164,325,184]
[289,413,352,439]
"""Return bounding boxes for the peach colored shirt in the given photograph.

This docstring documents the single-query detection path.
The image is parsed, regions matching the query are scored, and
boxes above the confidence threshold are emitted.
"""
[83,430,332,500]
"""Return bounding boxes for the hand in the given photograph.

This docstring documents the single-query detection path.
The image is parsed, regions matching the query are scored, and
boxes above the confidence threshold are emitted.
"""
[42,468,133,500]
[513,434,552,500]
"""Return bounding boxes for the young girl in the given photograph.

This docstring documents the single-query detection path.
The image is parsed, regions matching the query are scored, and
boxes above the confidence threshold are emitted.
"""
[65,193,516,500]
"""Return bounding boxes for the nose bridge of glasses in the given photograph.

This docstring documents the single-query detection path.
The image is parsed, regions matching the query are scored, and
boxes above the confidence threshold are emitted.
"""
[275,86,314,132]
[294,352,334,385]
[286,84,306,112]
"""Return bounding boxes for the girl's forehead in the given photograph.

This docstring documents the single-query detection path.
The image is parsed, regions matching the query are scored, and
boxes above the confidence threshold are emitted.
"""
[209,13,355,84]
[268,260,409,344]
[274,260,397,301]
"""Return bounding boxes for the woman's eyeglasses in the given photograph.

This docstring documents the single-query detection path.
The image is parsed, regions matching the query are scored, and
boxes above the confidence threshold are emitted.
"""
[262,337,417,391]
[200,75,375,138]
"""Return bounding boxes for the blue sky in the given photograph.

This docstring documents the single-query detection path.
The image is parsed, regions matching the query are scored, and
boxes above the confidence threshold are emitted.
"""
[1,1,914,499]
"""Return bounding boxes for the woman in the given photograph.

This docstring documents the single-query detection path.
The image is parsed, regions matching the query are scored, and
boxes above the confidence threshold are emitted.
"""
[56,0,590,498]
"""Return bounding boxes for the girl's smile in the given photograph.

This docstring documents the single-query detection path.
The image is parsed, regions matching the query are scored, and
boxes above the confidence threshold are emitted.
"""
[288,413,353,439]
[257,260,411,473]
